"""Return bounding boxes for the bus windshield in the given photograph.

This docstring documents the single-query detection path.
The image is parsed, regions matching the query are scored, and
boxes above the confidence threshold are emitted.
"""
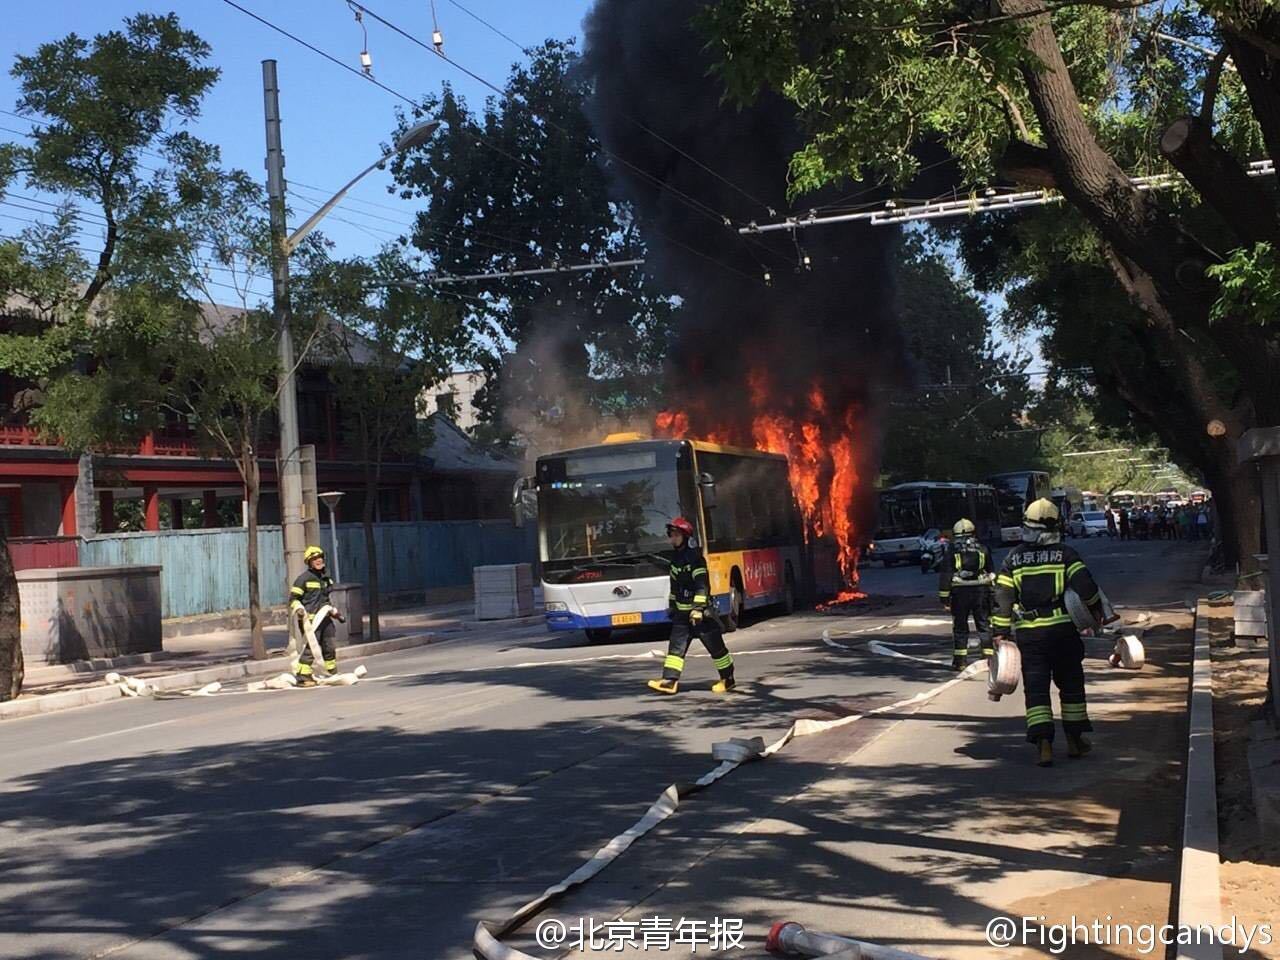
[537,448,695,562]
[876,491,922,539]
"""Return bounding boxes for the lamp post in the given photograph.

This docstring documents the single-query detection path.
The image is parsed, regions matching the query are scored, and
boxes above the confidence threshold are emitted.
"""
[262,58,439,586]
[319,490,345,584]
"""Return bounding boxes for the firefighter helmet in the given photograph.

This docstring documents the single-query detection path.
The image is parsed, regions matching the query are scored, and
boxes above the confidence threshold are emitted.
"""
[665,517,695,538]
[952,518,976,536]
[303,545,326,562]
[1023,498,1060,530]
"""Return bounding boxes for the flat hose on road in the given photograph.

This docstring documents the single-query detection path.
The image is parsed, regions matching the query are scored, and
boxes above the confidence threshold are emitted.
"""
[472,647,988,959]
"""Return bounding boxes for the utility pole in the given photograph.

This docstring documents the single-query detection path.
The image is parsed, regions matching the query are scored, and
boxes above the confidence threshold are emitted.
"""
[263,60,306,589]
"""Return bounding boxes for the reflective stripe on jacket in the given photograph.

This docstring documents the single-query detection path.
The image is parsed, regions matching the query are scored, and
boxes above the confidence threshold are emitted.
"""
[290,569,334,615]
[668,545,710,612]
[938,538,993,599]
[991,543,1098,632]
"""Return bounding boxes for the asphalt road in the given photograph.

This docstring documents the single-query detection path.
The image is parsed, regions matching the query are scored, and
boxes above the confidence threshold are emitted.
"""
[0,535,1203,960]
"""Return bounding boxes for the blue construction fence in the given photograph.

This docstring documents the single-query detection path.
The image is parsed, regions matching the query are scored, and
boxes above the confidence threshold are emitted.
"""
[78,520,539,619]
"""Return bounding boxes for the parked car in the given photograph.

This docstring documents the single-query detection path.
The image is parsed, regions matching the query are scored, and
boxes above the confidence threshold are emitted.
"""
[871,535,921,567]
[1068,510,1110,538]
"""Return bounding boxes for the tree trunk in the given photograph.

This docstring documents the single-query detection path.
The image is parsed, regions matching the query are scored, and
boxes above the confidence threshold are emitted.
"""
[999,0,1280,422]
[244,441,266,660]
[1203,441,1263,576]
[0,529,22,701]
[363,479,381,644]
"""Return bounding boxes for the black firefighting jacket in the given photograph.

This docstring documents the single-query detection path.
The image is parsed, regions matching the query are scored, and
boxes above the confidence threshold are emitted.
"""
[668,545,711,623]
[992,541,1099,637]
[290,568,334,616]
[938,536,994,600]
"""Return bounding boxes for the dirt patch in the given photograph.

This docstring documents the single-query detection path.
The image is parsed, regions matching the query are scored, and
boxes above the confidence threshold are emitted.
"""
[1004,877,1175,960]
[1208,606,1280,959]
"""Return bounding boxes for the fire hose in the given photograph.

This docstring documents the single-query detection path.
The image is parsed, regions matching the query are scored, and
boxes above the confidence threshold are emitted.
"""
[766,920,937,960]
[471,656,987,959]
[988,588,1144,703]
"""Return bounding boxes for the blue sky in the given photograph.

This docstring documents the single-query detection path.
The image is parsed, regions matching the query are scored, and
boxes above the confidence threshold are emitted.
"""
[0,1,594,299]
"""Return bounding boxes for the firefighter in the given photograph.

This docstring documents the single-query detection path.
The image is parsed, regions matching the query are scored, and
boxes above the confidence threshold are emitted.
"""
[290,545,344,687]
[938,518,994,670]
[991,499,1103,767]
[647,517,735,695]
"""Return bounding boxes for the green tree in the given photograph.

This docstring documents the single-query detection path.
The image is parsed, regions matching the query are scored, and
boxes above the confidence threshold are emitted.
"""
[0,13,229,698]
[880,235,1039,483]
[388,40,676,446]
[0,14,330,672]
[296,250,473,643]
[703,0,1280,569]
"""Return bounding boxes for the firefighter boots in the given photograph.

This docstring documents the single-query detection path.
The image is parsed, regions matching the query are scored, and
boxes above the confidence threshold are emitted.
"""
[1067,733,1092,758]
[711,677,736,694]
[1037,739,1053,767]
[647,678,679,695]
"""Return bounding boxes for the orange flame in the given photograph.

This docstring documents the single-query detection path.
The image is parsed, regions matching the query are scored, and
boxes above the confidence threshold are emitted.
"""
[655,368,868,602]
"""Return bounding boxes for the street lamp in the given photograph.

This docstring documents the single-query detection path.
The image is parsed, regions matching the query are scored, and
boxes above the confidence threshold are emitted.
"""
[284,119,441,254]
[319,491,345,584]
[262,58,441,587]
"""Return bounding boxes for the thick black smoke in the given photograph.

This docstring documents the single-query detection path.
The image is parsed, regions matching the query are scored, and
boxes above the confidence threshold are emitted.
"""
[581,0,912,542]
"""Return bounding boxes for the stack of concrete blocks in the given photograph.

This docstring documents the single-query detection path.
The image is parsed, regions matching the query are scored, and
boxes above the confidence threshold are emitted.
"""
[474,563,534,621]
[1234,590,1269,647]
[17,565,163,664]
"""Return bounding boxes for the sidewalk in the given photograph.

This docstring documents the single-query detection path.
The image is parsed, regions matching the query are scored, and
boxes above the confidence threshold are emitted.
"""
[502,609,1194,959]
[1208,601,1280,958]
[16,596,546,702]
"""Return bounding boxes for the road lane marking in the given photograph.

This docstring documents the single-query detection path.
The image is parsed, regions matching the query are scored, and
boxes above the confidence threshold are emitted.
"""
[65,717,188,745]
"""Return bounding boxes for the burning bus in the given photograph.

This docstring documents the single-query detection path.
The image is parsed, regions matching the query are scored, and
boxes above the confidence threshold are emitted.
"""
[527,433,811,642]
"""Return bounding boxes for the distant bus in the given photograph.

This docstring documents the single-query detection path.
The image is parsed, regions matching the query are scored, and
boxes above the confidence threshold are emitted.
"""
[1111,489,1156,511]
[985,470,1053,542]
[531,435,806,642]
[871,482,1001,566]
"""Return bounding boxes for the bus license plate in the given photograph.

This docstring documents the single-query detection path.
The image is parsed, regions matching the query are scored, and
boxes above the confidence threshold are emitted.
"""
[611,613,642,626]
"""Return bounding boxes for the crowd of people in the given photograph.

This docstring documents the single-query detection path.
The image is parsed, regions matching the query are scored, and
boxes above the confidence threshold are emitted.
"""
[1103,503,1212,542]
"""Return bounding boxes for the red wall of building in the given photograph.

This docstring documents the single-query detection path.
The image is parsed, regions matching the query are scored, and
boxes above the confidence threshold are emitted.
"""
[8,536,80,571]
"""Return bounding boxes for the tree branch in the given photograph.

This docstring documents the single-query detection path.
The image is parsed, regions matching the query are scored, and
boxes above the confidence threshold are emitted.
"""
[1159,116,1278,246]
[996,139,1058,187]
[1200,46,1230,127]
[996,84,1034,142]
[1224,31,1280,165]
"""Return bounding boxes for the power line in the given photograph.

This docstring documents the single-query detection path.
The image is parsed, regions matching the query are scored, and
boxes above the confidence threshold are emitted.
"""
[218,0,567,198]
[424,0,779,219]
[350,2,746,231]
[219,0,759,288]
[741,161,1279,234]
[0,229,274,301]
[400,258,646,285]
[444,0,527,54]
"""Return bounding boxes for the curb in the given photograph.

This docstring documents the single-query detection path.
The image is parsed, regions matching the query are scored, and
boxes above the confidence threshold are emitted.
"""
[1177,600,1224,960]
[25,649,181,683]
[0,631,446,722]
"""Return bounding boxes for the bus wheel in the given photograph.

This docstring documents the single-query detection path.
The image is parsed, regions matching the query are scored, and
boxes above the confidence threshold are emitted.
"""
[584,628,613,644]
[781,566,796,615]
[725,575,744,632]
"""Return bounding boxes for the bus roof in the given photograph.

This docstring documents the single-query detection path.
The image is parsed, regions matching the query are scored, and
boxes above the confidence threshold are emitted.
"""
[537,437,786,463]
[986,469,1050,479]
[882,481,996,491]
